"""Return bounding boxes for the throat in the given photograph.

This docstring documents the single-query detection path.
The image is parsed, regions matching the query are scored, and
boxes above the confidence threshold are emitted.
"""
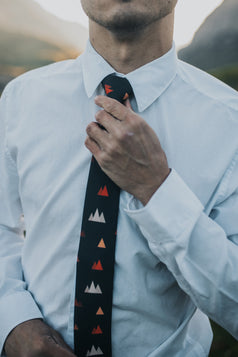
[89,13,174,74]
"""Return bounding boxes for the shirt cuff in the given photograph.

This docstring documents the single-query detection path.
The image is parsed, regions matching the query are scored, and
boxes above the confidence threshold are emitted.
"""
[124,169,204,250]
[0,291,43,355]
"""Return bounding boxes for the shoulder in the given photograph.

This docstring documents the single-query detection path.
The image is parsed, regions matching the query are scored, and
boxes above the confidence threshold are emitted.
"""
[4,56,83,97]
[177,59,238,114]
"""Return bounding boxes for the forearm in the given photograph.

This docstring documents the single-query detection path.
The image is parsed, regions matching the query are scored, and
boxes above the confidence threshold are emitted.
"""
[126,169,238,339]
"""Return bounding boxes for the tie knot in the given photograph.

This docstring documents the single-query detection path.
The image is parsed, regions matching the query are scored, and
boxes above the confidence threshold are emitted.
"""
[101,74,133,103]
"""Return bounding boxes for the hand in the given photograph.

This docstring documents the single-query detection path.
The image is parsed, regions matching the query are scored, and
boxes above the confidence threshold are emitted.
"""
[85,96,170,205]
[4,319,76,357]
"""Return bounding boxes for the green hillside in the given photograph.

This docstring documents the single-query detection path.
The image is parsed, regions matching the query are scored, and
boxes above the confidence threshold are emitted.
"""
[210,65,238,90]
[0,29,79,95]
[0,30,71,69]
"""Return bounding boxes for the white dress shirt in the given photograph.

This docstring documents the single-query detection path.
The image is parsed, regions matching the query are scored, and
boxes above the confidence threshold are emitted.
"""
[0,41,238,357]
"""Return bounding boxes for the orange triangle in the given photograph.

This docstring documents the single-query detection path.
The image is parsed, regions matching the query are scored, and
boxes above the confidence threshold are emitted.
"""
[123,92,129,101]
[74,324,78,330]
[98,238,106,248]
[96,307,104,315]
[98,185,109,197]
[77,256,80,263]
[80,231,85,237]
[105,84,113,95]
[75,299,82,307]
[92,325,102,334]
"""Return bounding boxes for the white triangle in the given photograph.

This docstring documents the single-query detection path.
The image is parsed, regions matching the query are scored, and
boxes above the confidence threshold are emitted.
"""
[95,284,102,294]
[85,281,102,294]
[86,345,95,356]
[89,281,97,293]
[88,209,106,224]
[94,209,100,221]
[86,345,104,356]
[96,347,103,355]
[91,346,98,355]
[99,212,106,223]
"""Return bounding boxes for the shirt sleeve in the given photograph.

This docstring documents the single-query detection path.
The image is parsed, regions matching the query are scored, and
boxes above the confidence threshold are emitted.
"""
[0,85,43,355]
[125,163,238,340]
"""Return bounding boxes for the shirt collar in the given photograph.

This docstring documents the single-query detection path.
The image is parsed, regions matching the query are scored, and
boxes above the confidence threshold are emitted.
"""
[80,40,178,112]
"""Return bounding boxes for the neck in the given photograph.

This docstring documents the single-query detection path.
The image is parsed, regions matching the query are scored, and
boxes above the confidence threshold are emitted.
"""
[89,12,174,74]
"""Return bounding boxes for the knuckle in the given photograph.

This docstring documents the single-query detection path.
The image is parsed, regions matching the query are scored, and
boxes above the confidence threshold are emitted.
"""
[128,115,142,129]
[100,152,111,167]
[106,101,117,114]
[86,122,97,135]
[86,123,93,135]
[107,140,117,154]
[95,110,104,122]
[124,111,133,122]
[117,129,128,142]
[85,136,90,146]
[30,337,47,355]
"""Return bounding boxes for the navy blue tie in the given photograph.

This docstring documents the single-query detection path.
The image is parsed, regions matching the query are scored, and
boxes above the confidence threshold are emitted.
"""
[74,74,133,357]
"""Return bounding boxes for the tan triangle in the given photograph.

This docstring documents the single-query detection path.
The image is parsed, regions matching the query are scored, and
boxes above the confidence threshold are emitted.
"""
[96,307,104,315]
[98,238,106,248]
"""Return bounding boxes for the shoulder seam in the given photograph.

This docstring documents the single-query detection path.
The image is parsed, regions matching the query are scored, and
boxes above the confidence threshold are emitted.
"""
[218,148,238,202]
[12,58,82,84]
[177,64,238,113]
[2,86,19,171]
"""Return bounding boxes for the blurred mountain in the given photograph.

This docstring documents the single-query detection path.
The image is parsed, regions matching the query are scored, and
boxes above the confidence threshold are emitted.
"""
[178,0,238,72]
[0,0,88,92]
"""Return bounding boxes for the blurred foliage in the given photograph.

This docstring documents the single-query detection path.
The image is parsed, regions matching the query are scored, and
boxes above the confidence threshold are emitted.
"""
[195,63,238,355]
[209,321,238,357]
[210,64,238,91]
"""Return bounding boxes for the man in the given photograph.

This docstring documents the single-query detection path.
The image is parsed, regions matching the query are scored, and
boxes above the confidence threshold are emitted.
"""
[0,0,238,356]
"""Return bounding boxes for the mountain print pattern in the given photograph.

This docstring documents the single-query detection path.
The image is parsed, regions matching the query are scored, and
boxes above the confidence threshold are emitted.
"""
[74,75,132,356]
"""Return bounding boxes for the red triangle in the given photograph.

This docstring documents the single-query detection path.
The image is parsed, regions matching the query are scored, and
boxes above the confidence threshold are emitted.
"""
[105,84,113,95]
[98,185,109,197]
[92,325,103,334]
[75,299,83,307]
[74,324,78,330]
[96,260,103,270]
[92,260,103,271]
[77,257,80,263]
[80,231,85,237]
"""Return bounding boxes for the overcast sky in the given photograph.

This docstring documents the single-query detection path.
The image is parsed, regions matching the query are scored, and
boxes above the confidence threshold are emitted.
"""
[35,0,223,48]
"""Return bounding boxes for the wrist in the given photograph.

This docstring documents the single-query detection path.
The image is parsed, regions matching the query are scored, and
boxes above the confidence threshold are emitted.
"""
[137,168,171,206]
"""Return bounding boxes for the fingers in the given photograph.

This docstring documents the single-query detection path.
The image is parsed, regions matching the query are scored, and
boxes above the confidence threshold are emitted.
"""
[4,319,76,357]
[95,110,121,135]
[95,95,135,121]
[46,338,76,357]
[50,329,75,353]
[86,122,108,152]
[124,98,132,110]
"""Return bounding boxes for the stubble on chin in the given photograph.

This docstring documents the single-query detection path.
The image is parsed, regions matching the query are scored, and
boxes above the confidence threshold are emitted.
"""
[84,0,176,39]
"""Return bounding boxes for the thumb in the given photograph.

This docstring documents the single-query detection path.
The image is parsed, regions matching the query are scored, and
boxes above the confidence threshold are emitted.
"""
[47,340,77,357]
[124,98,133,110]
